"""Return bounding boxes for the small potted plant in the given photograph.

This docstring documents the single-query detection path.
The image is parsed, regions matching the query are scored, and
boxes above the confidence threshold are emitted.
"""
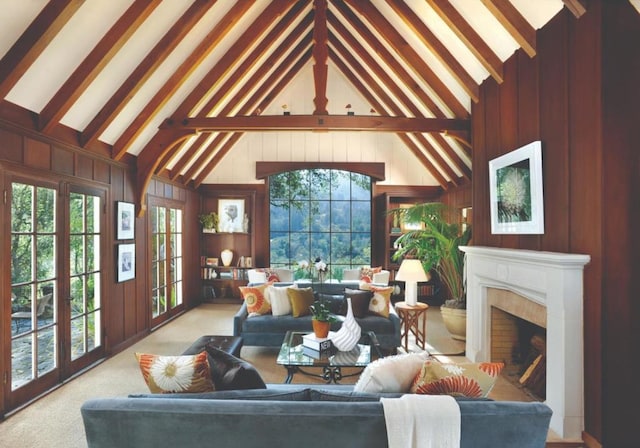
[198,212,219,233]
[309,297,336,339]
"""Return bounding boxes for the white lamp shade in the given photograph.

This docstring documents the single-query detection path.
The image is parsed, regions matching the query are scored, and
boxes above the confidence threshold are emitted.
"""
[395,259,429,282]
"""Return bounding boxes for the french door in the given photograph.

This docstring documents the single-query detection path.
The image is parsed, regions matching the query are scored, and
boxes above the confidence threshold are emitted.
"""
[149,200,184,328]
[5,177,105,412]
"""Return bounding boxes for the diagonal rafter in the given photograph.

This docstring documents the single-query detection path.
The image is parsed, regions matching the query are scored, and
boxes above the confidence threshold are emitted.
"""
[187,41,314,184]
[161,4,312,178]
[426,0,503,84]
[339,0,468,118]
[384,0,478,103]
[0,0,84,99]
[481,0,536,57]
[329,9,471,174]
[38,0,161,133]
[108,0,252,157]
[328,47,448,188]
[329,37,459,185]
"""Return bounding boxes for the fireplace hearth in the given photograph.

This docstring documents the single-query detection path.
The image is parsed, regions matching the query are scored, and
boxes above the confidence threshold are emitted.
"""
[460,246,590,440]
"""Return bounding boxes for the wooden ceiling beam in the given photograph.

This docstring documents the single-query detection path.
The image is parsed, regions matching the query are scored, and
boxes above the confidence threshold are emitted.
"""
[0,0,83,99]
[340,0,468,118]
[84,0,219,154]
[312,0,329,114]
[329,41,459,185]
[167,28,314,180]
[329,14,471,178]
[192,50,314,186]
[481,0,536,57]
[563,0,587,19]
[162,115,469,133]
[384,0,479,103]
[110,0,254,158]
[329,48,449,188]
[38,0,161,133]
[426,0,503,84]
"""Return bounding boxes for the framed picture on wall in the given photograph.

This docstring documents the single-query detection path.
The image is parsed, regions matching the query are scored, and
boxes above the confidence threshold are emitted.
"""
[117,243,135,282]
[218,199,245,233]
[489,140,544,234]
[116,201,135,240]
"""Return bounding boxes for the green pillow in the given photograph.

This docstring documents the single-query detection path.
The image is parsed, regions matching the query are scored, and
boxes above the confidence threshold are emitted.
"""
[287,287,315,317]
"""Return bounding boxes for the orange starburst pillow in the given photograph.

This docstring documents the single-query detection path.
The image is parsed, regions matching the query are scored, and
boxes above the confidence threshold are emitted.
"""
[239,282,272,315]
[410,360,504,398]
[135,351,215,394]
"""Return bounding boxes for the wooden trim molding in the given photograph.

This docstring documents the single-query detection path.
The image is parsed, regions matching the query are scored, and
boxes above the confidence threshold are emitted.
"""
[255,161,385,181]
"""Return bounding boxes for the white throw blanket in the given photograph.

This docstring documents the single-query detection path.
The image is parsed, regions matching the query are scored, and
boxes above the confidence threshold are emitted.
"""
[380,395,461,448]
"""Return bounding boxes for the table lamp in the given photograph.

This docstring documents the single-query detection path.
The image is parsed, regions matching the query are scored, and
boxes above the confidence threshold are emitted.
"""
[395,259,429,306]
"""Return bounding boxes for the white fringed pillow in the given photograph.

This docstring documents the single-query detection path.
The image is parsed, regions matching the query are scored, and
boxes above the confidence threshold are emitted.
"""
[354,352,430,393]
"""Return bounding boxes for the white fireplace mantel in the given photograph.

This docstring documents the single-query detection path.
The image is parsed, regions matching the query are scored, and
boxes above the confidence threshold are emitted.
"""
[460,246,590,440]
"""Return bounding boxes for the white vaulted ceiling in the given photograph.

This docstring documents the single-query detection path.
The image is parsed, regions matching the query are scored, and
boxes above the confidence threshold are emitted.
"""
[0,0,571,188]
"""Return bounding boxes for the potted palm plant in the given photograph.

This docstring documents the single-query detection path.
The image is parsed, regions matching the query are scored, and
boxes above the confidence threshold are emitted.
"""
[309,297,336,338]
[389,202,471,340]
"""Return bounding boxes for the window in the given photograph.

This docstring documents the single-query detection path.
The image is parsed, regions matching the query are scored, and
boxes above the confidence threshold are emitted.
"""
[269,169,371,280]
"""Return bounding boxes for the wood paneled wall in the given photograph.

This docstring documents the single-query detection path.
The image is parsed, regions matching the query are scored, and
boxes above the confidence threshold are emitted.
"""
[470,3,639,446]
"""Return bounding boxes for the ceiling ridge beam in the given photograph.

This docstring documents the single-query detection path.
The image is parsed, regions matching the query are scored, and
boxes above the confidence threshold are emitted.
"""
[384,0,479,103]
[110,0,254,158]
[339,0,468,118]
[329,41,460,185]
[165,21,314,179]
[0,0,84,99]
[426,0,503,84]
[329,14,471,178]
[192,50,314,186]
[329,48,448,188]
[38,0,161,133]
[312,0,329,114]
[84,0,219,154]
[481,0,536,57]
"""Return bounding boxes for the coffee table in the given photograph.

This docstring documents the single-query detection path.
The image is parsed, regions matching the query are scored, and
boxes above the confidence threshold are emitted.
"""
[277,330,383,384]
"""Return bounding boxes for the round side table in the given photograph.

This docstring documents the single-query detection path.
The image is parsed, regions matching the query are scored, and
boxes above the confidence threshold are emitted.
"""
[395,301,429,352]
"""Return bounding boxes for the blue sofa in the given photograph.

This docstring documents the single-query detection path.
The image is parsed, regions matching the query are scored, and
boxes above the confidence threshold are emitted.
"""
[81,385,553,448]
[233,282,401,352]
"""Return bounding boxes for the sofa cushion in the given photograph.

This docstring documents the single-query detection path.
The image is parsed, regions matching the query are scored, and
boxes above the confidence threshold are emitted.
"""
[354,352,429,393]
[269,285,293,316]
[204,344,266,390]
[344,288,373,317]
[367,286,394,318]
[239,283,272,315]
[316,293,346,315]
[287,287,315,317]
[411,360,504,398]
[309,389,404,402]
[129,388,310,401]
[135,351,215,394]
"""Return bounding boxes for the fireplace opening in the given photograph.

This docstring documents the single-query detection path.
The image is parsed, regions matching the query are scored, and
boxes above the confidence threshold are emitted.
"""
[491,306,546,400]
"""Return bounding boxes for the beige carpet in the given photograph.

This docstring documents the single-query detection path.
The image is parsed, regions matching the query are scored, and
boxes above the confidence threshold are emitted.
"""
[0,303,512,448]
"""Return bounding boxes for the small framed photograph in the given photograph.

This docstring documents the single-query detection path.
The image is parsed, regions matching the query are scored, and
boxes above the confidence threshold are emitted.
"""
[116,201,135,240]
[489,141,544,234]
[205,257,218,267]
[218,199,245,233]
[245,256,253,268]
[117,243,135,282]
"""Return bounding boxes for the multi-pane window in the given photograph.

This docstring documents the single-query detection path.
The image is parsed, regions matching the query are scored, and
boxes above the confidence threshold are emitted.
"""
[269,169,371,280]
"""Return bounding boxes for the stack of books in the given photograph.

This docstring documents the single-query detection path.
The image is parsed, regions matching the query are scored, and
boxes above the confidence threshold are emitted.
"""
[302,332,336,358]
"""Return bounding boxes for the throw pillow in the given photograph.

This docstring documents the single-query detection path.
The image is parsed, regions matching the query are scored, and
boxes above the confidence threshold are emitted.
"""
[264,268,281,282]
[354,352,430,393]
[368,286,393,318]
[135,351,215,394]
[268,285,292,316]
[344,288,373,318]
[287,287,315,317]
[360,266,382,283]
[411,360,505,398]
[239,283,272,315]
[204,344,266,390]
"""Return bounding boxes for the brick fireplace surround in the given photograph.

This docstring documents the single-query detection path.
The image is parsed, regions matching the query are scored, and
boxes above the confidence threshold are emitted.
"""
[460,246,590,441]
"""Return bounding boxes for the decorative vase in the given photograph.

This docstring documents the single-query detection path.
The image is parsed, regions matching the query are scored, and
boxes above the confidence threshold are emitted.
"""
[331,298,361,351]
[440,306,467,341]
[220,249,233,267]
[312,319,331,339]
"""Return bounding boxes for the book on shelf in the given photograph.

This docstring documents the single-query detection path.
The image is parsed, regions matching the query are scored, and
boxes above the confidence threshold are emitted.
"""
[302,332,335,351]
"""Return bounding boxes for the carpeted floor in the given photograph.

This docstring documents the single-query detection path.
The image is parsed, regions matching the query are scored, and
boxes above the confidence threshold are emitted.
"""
[0,302,520,448]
